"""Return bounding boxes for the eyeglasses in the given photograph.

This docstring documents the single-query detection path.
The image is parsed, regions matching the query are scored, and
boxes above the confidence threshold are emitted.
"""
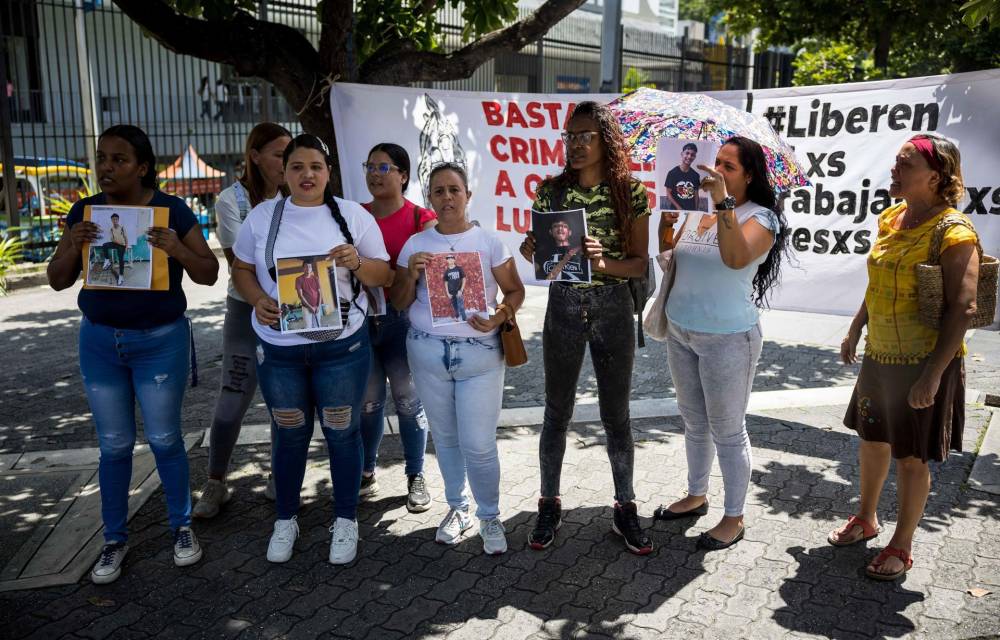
[362,162,400,176]
[561,130,601,146]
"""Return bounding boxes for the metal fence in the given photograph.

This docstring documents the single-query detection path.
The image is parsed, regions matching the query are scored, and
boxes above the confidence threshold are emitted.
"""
[1,0,793,261]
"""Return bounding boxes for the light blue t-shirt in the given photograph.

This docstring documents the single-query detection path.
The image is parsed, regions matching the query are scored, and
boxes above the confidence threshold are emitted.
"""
[666,201,777,334]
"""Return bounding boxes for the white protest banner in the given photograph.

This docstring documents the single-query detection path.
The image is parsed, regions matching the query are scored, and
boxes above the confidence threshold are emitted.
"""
[331,69,1000,316]
[330,84,654,287]
[704,69,1000,316]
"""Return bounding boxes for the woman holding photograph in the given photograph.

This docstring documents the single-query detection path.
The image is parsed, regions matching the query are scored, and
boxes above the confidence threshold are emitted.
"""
[519,101,653,555]
[359,143,436,511]
[393,162,525,555]
[47,124,219,584]
[231,134,391,566]
[194,122,290,519]
[654,137,788,551]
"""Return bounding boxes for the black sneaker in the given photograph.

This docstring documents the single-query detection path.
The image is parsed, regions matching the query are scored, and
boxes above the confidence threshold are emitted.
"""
[528,497,562,550]
[406,473,431,513]
[359,473,379,499]
[612,502,653,555]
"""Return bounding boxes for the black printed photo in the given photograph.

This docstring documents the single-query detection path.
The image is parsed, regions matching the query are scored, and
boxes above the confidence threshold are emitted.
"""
[531,208,591,283]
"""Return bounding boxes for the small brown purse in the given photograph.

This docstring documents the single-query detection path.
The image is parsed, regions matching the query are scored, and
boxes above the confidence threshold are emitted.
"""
[498,306,528,367]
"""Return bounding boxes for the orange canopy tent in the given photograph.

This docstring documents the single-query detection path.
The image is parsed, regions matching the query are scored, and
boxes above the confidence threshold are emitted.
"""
[161,144,225,196]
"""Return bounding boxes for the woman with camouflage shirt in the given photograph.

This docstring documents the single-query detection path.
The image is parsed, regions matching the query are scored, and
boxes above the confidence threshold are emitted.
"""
[519,101,653,555]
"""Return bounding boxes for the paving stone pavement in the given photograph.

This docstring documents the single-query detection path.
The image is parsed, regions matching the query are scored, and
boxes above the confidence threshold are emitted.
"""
[1,403,998,640]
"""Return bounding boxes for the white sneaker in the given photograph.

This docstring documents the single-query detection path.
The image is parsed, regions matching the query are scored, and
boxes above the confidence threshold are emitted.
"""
[264,473,276,501]
[173,526,203,566]
[266,517,299,563]
[328,517,359,565]
[102,259,110,269]
[116,275,124,286]
[91,543,128,584]
[193,479,232,518]
[480,518,507,555]
[435,507,473,545]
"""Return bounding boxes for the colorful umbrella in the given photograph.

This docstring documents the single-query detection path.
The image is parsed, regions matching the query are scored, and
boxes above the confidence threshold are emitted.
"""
[609,87,810,194]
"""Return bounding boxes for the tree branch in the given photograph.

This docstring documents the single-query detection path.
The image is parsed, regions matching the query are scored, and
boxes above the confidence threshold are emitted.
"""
[111,0,324,111]
[361,0,587,84]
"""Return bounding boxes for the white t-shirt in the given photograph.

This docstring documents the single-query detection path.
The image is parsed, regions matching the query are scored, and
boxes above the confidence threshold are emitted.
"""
[216,182,279,302]
[397,225,512,338]
[233,196,389,346]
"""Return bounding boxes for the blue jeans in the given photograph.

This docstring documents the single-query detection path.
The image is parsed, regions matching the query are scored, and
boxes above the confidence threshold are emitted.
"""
[80,315,192,544]
[406,328,505,520]
[449,293,466,321]
[255,327,371,521]
[361,304,428,476]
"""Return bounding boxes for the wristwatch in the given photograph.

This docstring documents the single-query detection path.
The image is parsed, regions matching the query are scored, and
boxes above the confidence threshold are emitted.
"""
[715,195,736,211]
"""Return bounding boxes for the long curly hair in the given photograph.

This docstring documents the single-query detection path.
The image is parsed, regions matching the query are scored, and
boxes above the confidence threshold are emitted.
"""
[545,101,635,253]
[724,137,790,308]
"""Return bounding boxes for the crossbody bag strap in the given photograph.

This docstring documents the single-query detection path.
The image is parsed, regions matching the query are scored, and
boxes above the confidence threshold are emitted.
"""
[233,181,251,221]
[264,196,287,280]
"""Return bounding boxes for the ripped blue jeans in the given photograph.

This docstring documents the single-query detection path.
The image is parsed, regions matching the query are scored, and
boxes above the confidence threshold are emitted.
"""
[255,327,371,521]
[80,315,192,544]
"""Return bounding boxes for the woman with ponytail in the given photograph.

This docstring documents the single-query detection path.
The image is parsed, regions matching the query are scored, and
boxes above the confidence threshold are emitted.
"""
[194,122,291,518]
[231,134,392,565]
[48,125,219,583]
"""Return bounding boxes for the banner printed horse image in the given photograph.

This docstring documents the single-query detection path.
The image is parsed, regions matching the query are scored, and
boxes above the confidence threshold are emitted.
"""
[417,94,468,207]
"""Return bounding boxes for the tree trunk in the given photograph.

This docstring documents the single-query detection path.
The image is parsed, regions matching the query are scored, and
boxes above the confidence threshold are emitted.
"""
[873,24,891,71]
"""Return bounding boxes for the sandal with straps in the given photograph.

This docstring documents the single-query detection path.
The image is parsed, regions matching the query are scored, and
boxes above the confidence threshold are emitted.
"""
[828,514,881,547]
[866,546,913,581]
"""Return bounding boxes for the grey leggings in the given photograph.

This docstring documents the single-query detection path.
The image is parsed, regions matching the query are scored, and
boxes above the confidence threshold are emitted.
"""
[539,283,636,504]
[665,321,762,517]
[207,296,264,479]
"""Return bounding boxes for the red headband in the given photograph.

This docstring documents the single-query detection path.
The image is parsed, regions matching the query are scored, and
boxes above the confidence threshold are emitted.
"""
[909,136,943,172]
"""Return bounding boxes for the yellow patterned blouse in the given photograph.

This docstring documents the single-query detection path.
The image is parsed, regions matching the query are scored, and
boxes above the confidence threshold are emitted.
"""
[864,202,978,364]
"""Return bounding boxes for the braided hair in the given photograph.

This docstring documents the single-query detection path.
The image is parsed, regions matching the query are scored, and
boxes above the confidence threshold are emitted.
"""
[282,134,362,311]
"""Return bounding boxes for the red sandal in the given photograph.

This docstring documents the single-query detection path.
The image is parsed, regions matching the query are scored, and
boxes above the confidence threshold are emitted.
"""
[866,546,913,581]
[828,515,881,547]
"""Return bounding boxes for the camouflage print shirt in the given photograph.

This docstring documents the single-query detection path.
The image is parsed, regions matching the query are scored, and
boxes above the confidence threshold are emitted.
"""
[532,178,651,288]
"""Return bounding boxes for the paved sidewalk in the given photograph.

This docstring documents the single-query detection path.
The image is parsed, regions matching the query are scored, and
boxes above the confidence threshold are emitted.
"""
[1,401,998,639]
[1,270,999,638]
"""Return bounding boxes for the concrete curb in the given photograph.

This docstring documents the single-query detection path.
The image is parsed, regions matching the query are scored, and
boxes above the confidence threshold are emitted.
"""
[969,409,1000,496]
[202,386,984,448]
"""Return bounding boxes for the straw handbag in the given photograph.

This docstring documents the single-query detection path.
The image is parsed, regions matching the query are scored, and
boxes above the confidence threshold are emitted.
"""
[916,214,999,329]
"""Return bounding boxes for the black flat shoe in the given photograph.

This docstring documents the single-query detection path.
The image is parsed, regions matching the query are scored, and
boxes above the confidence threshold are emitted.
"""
[653,501,709,521]
[696,526,744,551]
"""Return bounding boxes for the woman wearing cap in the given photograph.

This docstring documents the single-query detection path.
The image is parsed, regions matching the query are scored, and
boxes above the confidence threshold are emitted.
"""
[830,134,980,581]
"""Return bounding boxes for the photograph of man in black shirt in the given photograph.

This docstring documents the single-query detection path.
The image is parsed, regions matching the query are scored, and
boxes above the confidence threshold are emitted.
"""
[664,142,701,211]
[443,255,466,321]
